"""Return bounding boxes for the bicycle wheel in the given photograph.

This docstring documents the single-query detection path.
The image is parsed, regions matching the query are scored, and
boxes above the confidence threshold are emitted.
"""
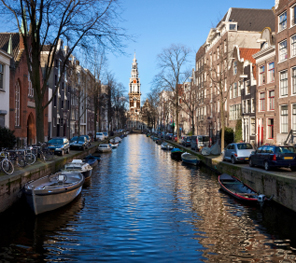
[25,153,36,165]
[16,155,26,167]
[2,159,14,175]
[43,150,54,161]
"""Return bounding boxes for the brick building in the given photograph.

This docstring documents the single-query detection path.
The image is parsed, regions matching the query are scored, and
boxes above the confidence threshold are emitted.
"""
[274,0,296,145]
[0,32,47,146]
[195,7,275,142]
[253,27,276,146]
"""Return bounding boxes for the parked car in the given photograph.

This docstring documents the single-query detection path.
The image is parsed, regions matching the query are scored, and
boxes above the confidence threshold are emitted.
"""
[103,132,108,139]
[165,133,173,140]
[69,136,88,150]
[249,145,296,171]
[172,134,178,142]
[191,135,210,151]
[223,143,254,164]
[179,136,186,145]
[182,136,191,147]
[47,137,70,156]
[81,135,91,147]
[96,132,105,141]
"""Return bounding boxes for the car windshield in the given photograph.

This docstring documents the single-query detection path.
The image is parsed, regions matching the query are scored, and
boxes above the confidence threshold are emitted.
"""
[277,147,294,153]
[237,143,253,150]
[71,137,84,142]
[49,139,63,144]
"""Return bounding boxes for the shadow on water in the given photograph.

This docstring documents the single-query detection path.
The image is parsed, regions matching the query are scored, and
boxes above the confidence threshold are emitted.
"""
[1,134,296,262]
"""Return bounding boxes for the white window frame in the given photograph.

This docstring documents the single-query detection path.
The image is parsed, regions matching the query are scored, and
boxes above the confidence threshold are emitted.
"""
[292,104,296,132]
[280,70,288,97]
[279,11,287,32]
[259,65,265,85]
[280,105,288,133]
[268,62,275,83]
[291,4,296,28]
[292,67,296,95]
[279,40,288,62]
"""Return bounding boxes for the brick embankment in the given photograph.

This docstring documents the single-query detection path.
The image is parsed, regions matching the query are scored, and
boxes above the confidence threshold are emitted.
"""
[165,139,296,213]
[0,137,117,214]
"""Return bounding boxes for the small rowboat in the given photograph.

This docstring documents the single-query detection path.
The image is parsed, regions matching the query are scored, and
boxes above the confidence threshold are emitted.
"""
[218,173,266,203]
[171,148,184,161]
[24,172,84,215]
[181,152,200,166]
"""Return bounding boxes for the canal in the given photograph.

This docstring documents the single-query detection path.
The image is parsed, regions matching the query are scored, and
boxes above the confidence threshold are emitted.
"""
[1,134,296,262]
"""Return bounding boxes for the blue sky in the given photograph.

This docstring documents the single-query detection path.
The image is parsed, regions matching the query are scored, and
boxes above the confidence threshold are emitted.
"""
[107,0,275,101]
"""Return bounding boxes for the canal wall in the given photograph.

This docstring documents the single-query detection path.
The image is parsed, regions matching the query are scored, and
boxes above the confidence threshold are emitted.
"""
[0,141,102,214]
[167,140,296,212]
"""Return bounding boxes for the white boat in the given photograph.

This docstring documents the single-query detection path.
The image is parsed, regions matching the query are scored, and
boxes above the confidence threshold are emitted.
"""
[181,152,200,166]
[110,137,122,144]
[64,159,93,181]
[24,172,84,215]
[110,143,119,149]
[161,142,173,150]
[98,144,112,153]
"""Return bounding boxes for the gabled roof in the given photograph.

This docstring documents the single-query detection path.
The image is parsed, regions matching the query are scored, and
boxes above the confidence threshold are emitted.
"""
[0,33,20,61]
[239,48,260,64]
[217,8,275,32]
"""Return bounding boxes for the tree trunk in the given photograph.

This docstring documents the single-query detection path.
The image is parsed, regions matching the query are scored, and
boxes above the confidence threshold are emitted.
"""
[191,113,194,135]
[220,102,225,151]
[35,99,44,143]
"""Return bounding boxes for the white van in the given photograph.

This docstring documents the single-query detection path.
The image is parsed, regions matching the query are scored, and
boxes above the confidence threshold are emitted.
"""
[192,135,210,151]
[96,132,105,141]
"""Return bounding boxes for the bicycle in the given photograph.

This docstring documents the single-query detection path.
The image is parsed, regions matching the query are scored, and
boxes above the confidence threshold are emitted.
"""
[31,142,54,162]
[0,151,14,175]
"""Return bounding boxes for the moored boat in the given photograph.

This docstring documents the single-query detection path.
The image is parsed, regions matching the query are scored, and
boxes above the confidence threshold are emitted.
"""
[83,155,99,167]
[24,172,84,215]
[110,143,119,149]
[171,148,184,161]
[181,152,200,166]
[98,144,112,153]
[218,173,267,203]
[64,159,93,181]
[161,142,168,150]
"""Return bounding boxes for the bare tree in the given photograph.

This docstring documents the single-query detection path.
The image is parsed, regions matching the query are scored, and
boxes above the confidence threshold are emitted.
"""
[0,0,127,142]
[179,76,199,135]
[144,87,160,131]
[156,44,191,140]
[204,44,241,150]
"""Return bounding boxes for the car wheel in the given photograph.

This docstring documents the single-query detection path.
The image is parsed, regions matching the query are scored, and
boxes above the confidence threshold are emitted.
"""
[231,156,236,164]
[264,161,270,171]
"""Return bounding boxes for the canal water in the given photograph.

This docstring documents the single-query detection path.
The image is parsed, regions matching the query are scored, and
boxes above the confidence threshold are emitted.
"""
[1,134,296,262]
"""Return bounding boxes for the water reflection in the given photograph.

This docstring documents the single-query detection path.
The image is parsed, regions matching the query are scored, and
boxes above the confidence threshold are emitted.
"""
[1,134,296,262]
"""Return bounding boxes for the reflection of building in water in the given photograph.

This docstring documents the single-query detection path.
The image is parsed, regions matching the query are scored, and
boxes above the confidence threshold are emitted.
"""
[189,174,295,262]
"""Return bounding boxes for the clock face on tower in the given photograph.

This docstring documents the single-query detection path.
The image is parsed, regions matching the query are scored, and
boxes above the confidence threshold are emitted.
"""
[133,79,137,84]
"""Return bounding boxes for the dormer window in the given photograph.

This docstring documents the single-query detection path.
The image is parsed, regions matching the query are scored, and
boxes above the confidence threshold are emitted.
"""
[229,23,237,31]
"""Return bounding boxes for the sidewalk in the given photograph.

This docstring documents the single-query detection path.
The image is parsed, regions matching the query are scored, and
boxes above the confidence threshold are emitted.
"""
[166,139,296,212]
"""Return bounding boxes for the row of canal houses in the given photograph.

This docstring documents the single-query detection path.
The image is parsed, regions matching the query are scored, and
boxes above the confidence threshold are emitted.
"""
[0,27,108,146]
[181,1,295,147]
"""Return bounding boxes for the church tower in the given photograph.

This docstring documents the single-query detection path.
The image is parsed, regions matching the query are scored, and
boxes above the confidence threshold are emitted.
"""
[127,53,142,129]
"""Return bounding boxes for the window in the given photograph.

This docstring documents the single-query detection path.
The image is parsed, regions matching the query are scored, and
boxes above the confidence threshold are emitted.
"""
[217,47,220,60]
[229,86,232,99]
[229,23,237,31]
[281,105,288,133]
[268,62,275,83]
[245,80,250,94]
[15,81,20,126]
[292,5,296,26]
[224,40,227,53]
[251,98,255,113]
[268,119,274,139]
[293,104,296,132]
[280,70,288,96]
[269,90,275,110]
[292,67,296,94]
[279,11,287,31]
[259,65,265,85]
[233,82,238,98]
[251,118,255,135]
[279,40,287,61]
[247,100,251,113]
[260,92,265,111]
[233,61,237,75]
[0,64,3,90]
[292,35,296,57]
